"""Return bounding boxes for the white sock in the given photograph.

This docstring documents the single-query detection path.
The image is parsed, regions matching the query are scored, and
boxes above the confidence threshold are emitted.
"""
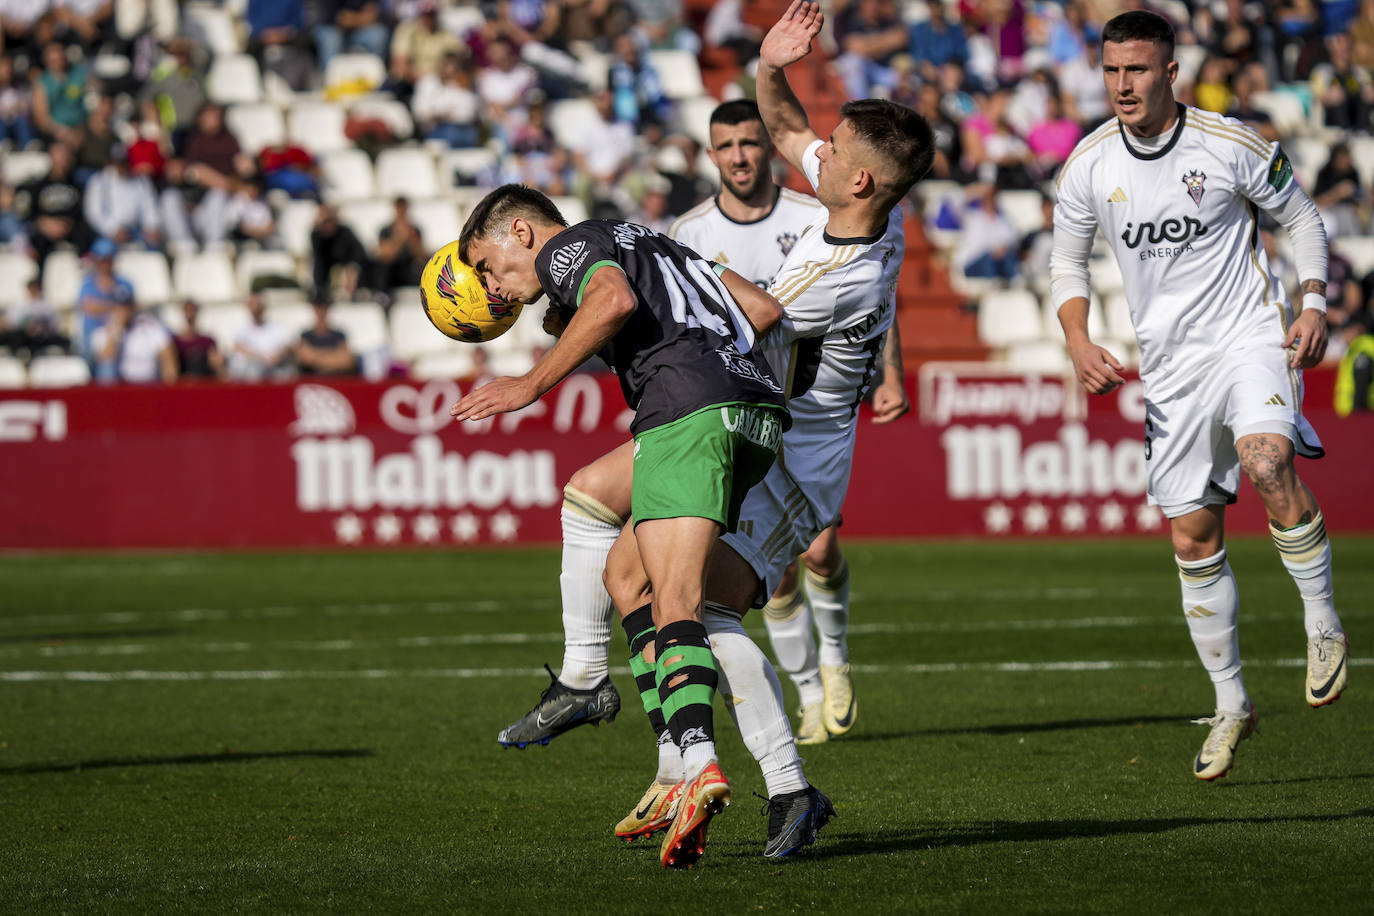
[806,557,851,667]
[1178,550,1248,712]
[682,741,718,777]
[557,488,622,689]
[705,607,808,797]
[1270,511,1343,639]
[655,730,683,784]
[763,580,824,707]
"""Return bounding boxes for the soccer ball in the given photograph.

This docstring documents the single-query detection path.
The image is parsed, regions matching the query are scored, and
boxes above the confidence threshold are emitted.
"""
[419,239,523,342]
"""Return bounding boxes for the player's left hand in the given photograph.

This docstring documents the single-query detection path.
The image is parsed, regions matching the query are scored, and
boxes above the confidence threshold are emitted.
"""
[542,305,568,338]
[450,375,538,421]
[870,377,910,424]
[1284,307,1328,368]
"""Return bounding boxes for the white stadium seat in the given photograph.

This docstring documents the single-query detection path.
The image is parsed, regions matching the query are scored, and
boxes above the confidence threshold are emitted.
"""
[375,147,440,199]
[266,300,315,338]
[339,199,394,249]
[348,96,414,141]
[196,302,253,350]
[324,52,387,91]
[174,251,239,303]
[1041,291,1106,340]
[0,251,38,306]
[226,103,285,155]
[389,297,448,361]
[4,150,51,185]
[276,199,320,258]
[648,50,705,99]
[676,95,716,148]
[1332,236,1374,278]
[320,148,377,203]
[1349,135,1374,192]
[408,199,463,252]
[1287,136,1329,191]
[0,355,27,388]
[1003,340,1071,373]
[548,98,600,149]
[1089,253,1125,297]
[1249,90,1307,137]
[996,190,1046,237]
[329,302,389,354]
[114,250,173,305]
[182,2,241,54]
[288,101,351,156]
[550,196,589,225]
[41,250,82,309]
[977,288,1044,347]
[1104,291,1137,344]
[412,349,476,381]
[236,248,300,293]
[440,147,499,187]
[29,354,91,387]
[206,53,262,105]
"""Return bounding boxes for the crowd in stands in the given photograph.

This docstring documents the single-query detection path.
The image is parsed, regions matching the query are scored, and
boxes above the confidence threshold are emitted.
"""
[0,0,1371,391]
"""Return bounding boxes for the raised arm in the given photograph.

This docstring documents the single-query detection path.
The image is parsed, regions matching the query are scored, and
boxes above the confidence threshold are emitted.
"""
[756,0,824,175]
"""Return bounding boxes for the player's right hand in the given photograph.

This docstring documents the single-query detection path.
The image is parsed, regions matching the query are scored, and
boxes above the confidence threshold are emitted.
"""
[1066,339,1125,395]
[542,305,567,338]
[760,0,823,70]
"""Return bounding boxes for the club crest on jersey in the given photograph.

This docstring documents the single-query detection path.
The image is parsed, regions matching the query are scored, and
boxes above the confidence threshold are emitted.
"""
[1182,169,1206,207]
[777,232,798,256]
[548,240,589,286]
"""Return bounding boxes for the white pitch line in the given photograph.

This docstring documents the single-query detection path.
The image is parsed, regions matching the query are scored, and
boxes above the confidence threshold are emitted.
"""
[2,657,1366,683]
[0,599,558,630]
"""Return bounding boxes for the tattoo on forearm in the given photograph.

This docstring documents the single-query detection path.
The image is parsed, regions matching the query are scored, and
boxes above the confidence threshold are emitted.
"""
[1299,279,1327,298]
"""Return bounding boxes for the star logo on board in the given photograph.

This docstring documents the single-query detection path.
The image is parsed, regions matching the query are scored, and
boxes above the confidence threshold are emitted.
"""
[412,513,441,543]
[1098,501,1126,531]
[451,512,481,542]
[374,514,403,543]
[1135,503,1163,531]
[1022,502,1051,533]
[334,513,364,545]
[1060,502,1088,532]
[984,502,1013,534]
[490,510,520,542]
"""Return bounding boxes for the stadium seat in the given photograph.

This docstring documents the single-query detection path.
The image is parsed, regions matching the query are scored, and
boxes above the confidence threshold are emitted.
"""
[28,354,91,387]
[339,199,394,249]
[575,50,610,92]
[1041,291,1106,340]
[288,101,351,156]
[389,296,447,361]
[648,50,706,99]
[0,251,38,306]
[206,53,263,105]
[320,148,378,203]
[236,248,300,293]
[348,96,415,141]
[676,95,716,148]
[41,250,82,309]
[1174,43,1207,86]
[548,98,600,149]
[550,196,589,225]
[1103,291,1137,343]
[323,52,387,92]
[276,199,320,258]
[976,288,1044,347]
[1349,135,1374,192]
[196,302,253,350]
[996,189,1046,237]
[412,349,476,381]
[511,303,558,352]
[440,147,499,188]
[0,355,27,388]
[114,250,173,305]
[375,147,441,199]
[329,302,389,354]
[266,300,315,338]
[1249,90,1307,137]
[173,251,239,302]
[1287,136,1329,191]
[1089,254,1125,297]
[1003,340,1071,373]
[226,103,286,155]
[1332,235,1374,277]
[3,150,51,185]
[438,3,484,39]
[489,348,535,377]
[408,199,463,251]
[182,2,242,55]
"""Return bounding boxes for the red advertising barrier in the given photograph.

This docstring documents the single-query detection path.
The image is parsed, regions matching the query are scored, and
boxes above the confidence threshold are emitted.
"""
[1,366,1370,549]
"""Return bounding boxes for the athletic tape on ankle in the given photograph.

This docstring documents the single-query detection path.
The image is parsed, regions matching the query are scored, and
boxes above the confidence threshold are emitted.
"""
[562,485,626,527]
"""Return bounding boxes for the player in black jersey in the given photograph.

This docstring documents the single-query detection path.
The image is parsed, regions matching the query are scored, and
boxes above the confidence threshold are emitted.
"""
[451,185,789,867]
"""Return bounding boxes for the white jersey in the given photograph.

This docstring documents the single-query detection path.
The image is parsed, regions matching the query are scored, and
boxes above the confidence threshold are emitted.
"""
[1055,104,1305,402]
[765,139,905,525]
[668,187,823,289]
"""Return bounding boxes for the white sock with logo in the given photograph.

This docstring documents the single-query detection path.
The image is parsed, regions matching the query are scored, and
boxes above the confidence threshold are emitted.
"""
[806,558,851,667]
[557,488,623,690]
[762,579,824,707]
[705,607,807,797]
[1269,511,1343,640]
[1177,550,1248,712]
[655,729,683,784]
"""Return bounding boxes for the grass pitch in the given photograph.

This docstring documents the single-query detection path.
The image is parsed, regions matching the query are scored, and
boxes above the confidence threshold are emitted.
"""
[2,538,1371,913]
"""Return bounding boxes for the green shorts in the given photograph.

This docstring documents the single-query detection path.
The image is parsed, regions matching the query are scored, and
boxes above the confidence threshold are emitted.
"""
[631,402,786,532]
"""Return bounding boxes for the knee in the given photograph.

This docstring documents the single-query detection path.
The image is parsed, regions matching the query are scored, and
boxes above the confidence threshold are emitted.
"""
[602,564,649,616]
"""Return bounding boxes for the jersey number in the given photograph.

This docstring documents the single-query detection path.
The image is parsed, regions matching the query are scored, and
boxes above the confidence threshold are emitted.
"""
[653,253,757,353]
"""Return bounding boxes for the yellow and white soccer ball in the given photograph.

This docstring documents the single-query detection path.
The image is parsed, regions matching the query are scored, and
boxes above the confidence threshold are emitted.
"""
[419,239,523,343]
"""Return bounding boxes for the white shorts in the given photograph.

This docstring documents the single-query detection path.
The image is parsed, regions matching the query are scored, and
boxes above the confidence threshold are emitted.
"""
[720,460,831,604]
[1144,345,1324,518]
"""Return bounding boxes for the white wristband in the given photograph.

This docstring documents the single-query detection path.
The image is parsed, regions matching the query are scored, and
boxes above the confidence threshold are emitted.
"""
[1300,291,1327,314]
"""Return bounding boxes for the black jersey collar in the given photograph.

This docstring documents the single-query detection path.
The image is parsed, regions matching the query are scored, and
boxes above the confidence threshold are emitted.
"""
[824,226,885,245]
[1118,102,1187,161]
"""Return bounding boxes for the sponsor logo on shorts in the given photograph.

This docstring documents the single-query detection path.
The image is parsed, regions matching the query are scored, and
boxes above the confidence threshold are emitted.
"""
[721,406,782,451]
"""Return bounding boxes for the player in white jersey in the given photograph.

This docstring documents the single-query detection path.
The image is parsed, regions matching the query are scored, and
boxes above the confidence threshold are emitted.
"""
[1050,11,1347,782]
[598,0,932,862]
[670,100,910,747]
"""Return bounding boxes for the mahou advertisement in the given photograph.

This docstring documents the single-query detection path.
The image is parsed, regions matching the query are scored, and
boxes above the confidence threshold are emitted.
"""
[1,365,1369,549]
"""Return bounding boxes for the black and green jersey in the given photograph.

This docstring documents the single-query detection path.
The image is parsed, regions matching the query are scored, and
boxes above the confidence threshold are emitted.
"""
[534,220,787,435]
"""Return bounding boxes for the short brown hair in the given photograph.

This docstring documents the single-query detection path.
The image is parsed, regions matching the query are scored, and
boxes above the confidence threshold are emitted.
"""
[840,99,935,199]
[459,184,568,263]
